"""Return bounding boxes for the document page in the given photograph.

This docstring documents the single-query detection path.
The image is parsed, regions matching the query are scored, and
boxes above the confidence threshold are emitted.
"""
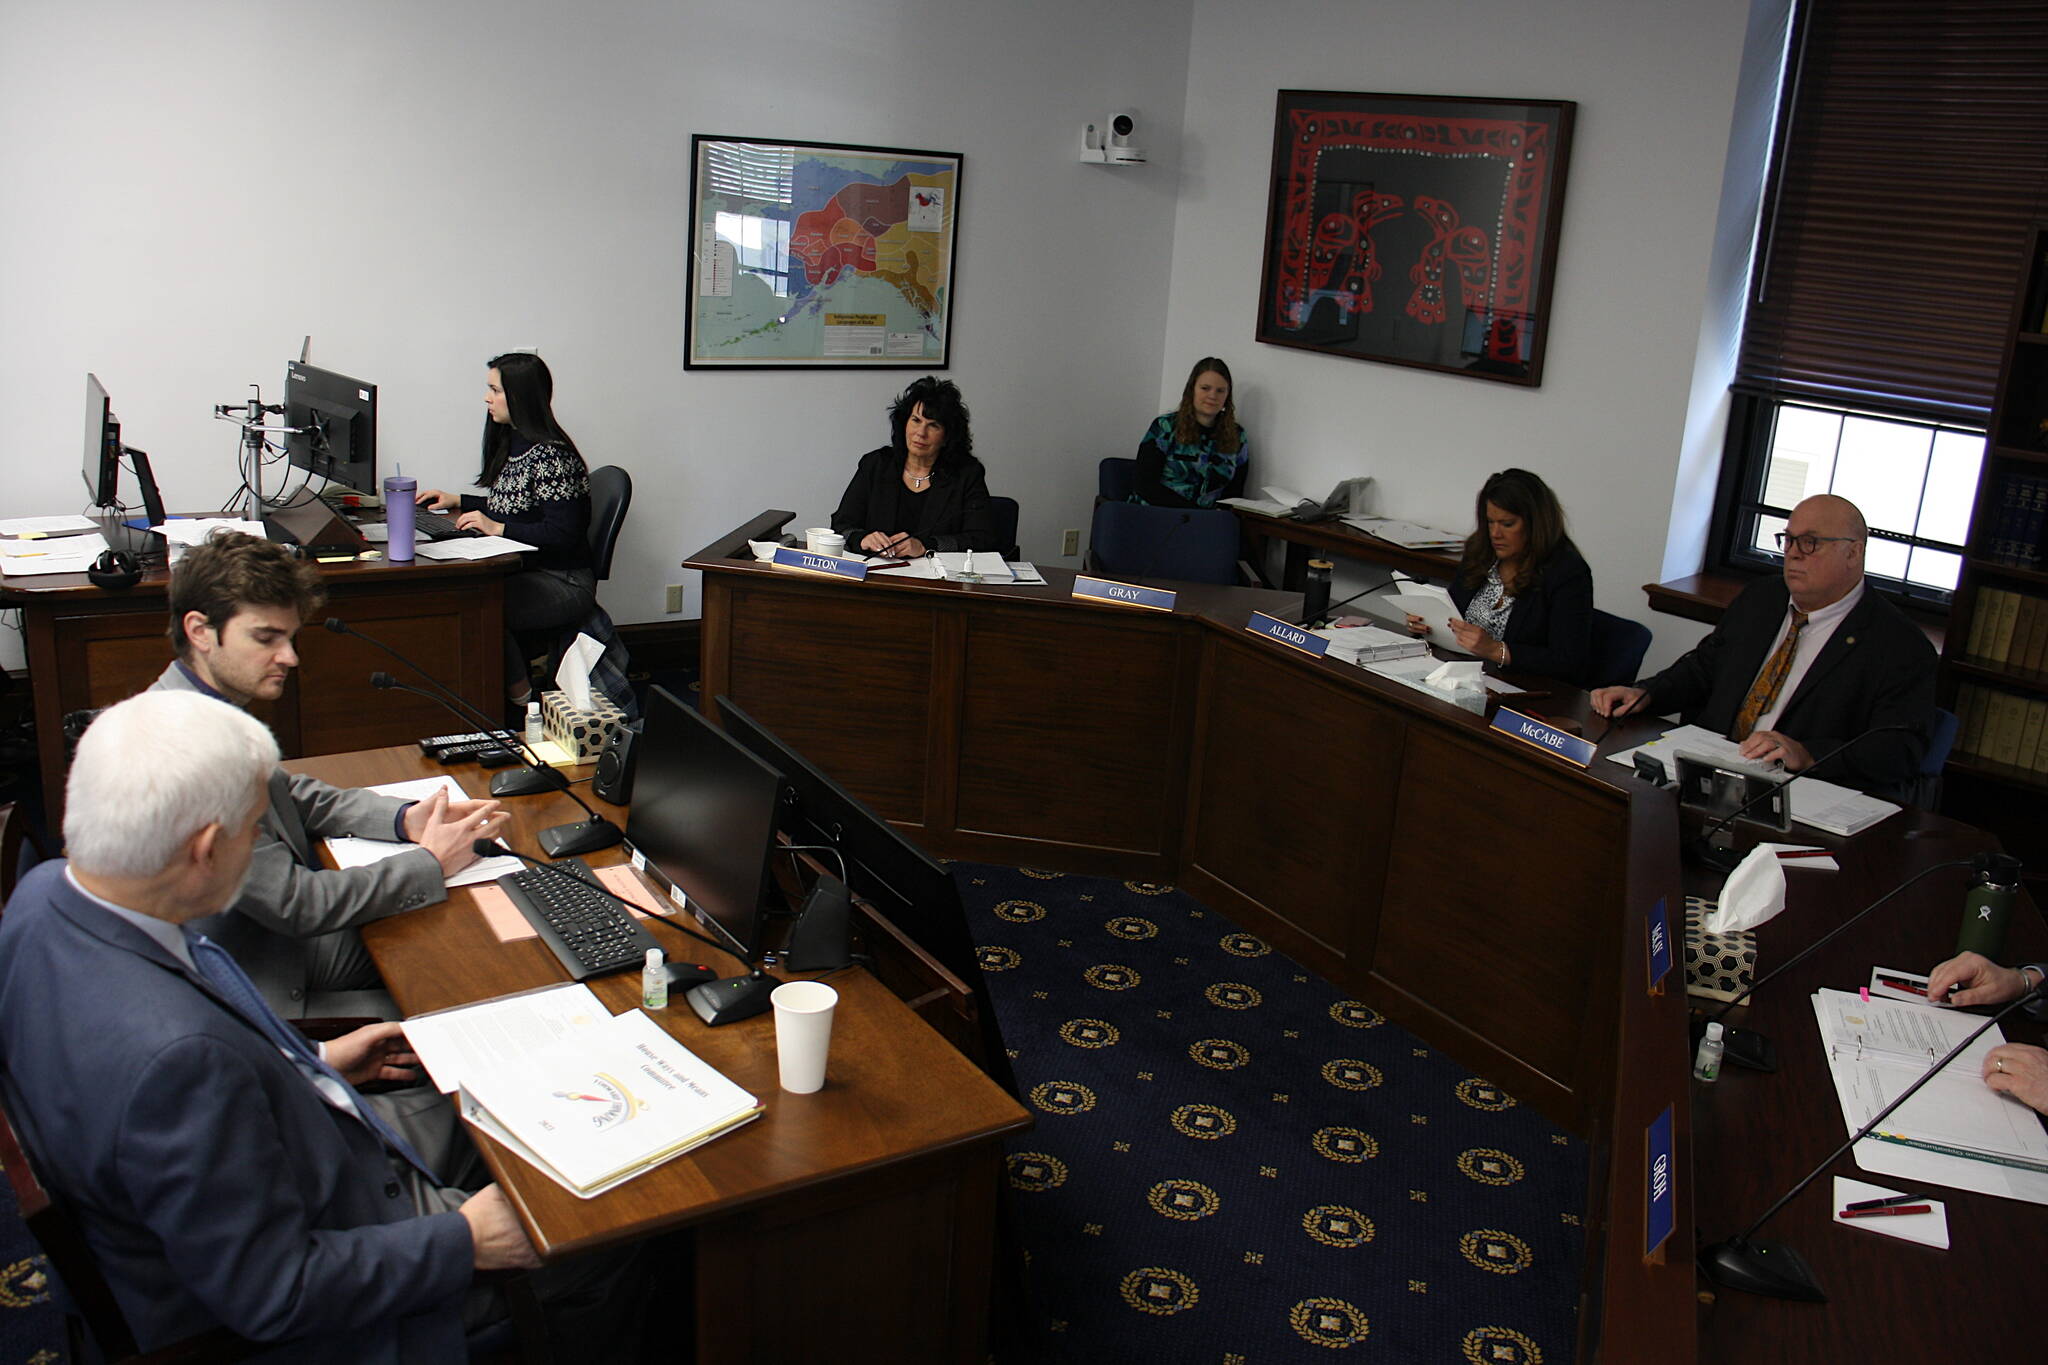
[404,982,613,1093]
[414,535,536,560]
[321,775,524,888]
[0,533,109,576]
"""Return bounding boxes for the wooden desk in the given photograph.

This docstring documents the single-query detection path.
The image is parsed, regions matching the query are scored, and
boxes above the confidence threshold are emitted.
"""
[690,512,1696,1363]
[1230,506,1460,590]
[287,746,1031,1365]
[1691,810,2048,1358]
[7,543,512,823]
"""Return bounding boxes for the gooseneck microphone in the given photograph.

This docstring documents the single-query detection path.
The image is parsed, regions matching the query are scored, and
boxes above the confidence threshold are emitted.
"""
[1690,722,1917,872]
[327,617,567,799]
[473,840,729,962]
[1701,854,1985,1072]
[370,672,621,857]
[1699,972,2048,1301]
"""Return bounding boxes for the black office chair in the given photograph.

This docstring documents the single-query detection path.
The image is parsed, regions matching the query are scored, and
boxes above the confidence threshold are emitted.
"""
[987,496,1021,561]
[1098,457,1138,501]
[585,465,632,582]
[1086,501,1240,584]
[1587,610,1653,689]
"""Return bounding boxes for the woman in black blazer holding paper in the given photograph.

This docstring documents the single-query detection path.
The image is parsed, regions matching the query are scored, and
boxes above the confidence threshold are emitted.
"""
[831,376,996,556]
[1417,467,1594,686]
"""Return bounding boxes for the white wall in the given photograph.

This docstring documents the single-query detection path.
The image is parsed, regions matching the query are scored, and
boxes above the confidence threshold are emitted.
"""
[1158,0,1762,674]
[0,0,1196,666]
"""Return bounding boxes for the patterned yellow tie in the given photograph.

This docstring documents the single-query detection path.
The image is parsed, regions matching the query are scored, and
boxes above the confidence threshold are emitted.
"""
[1732,610,1809,741]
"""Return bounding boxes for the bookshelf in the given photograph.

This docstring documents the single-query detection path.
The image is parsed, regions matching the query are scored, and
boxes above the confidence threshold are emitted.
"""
[1940,222,2048,877]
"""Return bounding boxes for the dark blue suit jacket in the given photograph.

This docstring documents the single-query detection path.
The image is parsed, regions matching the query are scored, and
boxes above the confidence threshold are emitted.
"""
[1449,542,1596,688]
[1636,576,1936,799]
[0,863,472,1363]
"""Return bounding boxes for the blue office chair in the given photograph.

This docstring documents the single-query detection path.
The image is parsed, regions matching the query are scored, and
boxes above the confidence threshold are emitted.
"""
[1587,610,1653,689]
[987,496,1020,560]
[1902,706,1960,809]
[1098,457,1138,501]
[1087,501,1240,585]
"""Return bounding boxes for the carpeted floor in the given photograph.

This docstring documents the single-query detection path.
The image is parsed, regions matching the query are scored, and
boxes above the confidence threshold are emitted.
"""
[957,861,1585,1364]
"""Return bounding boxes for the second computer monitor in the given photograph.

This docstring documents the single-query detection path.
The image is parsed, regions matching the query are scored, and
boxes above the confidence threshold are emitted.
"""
[83,373,118,507]
[284,362,377,495]
[623,686,787,962]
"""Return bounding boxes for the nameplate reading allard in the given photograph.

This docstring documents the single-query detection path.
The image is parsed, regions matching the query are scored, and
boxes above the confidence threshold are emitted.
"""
[1072,576,1175,611]
[772,546,869,582]
[1244,612,1330,658]
[1488,707,1595,768]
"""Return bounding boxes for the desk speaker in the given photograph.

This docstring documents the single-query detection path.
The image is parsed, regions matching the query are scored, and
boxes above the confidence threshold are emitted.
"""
[591,728,639,803]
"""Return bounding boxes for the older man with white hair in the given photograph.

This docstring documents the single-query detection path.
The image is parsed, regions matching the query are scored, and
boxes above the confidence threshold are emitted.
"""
[0,691,542,1362]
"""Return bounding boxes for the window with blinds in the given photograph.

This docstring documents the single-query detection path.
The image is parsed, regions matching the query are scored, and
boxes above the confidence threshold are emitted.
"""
[1712,0,2048,602]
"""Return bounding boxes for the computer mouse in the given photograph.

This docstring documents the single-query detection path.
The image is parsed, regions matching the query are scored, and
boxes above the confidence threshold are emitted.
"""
[87,549,142,590]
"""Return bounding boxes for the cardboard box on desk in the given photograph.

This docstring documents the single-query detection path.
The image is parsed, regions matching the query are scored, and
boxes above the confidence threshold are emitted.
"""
[541,689,627,761]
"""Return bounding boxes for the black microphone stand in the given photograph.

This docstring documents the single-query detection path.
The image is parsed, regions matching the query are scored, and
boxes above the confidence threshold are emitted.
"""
[1702,854,1984,1073]
[369,669,621,857]
[1689,723,1916,873]
[329,617,567,798]
[1699,974,2048,1301]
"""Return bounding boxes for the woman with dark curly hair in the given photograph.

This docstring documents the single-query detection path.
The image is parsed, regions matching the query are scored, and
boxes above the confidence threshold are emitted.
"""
[831,375,996,556]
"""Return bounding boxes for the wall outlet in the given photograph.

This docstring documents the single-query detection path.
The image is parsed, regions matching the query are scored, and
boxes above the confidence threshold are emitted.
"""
[664,584,683,614]
[1061,528,1080,556]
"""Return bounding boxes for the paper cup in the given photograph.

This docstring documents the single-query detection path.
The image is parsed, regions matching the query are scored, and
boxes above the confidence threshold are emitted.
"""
[771,981,838,1094]
[804,527,836,553]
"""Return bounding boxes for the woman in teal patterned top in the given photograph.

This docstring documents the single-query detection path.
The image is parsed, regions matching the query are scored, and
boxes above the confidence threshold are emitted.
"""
[1130,356,1251,508]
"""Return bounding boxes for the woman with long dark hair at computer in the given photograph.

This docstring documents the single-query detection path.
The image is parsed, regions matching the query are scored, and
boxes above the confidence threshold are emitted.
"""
[416,352,593,709]
[831,375,997,555]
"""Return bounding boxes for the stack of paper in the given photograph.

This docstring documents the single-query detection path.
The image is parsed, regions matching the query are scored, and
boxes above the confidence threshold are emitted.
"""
[1813,988,2048,1204]
[935,550,1014,581]
[152,518,266,547]
[415,535,537,560]
[1311,623,1430,665]
[460,1007,763,1198]
[1606,725,1900,836]
[1340,516,1465,550]
[0,515,100,537]
[1346,583,1475,656]
[0,533,109,577]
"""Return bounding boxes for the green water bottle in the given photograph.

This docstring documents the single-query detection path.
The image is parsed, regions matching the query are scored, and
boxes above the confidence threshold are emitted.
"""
[1957,854,2022,959]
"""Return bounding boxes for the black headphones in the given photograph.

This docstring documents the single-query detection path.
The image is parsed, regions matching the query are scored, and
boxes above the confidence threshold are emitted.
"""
[87,549,142,590]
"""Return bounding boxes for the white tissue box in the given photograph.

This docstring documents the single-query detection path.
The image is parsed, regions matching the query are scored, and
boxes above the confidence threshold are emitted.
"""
[540,690,627,761]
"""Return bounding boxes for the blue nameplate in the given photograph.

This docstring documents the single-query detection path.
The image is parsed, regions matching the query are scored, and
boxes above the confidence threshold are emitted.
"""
[1644,1104,1675,1257]
[772,546,869,582]
[1072,576,1176,611]
[1489,708,1596,768]
[1646,896,1672,992]
[1245,612,1330,658]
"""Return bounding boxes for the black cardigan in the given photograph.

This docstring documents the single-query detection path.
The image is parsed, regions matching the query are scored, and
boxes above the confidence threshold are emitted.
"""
[830,446,996,553]
[1447,542,1595,687]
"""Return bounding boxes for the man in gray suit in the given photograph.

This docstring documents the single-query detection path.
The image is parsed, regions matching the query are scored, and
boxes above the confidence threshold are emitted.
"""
[151,532,505,1020]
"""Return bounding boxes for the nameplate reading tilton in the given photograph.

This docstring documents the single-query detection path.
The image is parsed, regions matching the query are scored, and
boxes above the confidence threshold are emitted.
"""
[1488,707,1595,768]
[772,546,869,582]
[1244,612,1330,658]
[1072,576,1175,611]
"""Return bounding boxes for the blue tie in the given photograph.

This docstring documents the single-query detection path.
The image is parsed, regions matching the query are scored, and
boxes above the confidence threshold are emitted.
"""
[187,933,436,1181]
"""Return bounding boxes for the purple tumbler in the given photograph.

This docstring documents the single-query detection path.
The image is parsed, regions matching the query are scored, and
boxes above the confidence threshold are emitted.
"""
[384,475,417,562]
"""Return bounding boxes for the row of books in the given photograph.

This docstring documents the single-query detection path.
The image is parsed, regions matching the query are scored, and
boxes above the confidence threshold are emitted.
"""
[1962,587,2048,673]
[1954,683,2048,775]
[1977,473,2048,568]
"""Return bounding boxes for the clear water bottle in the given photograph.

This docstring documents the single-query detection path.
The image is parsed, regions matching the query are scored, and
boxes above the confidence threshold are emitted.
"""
[1693,1021,1725,1082]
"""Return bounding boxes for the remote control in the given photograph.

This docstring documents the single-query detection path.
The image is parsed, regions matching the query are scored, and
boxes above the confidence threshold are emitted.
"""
[434,740,518,765]
[421,730,514,758]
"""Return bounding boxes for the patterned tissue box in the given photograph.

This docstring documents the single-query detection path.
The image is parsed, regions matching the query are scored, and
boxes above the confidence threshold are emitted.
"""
[1683,894,1757,1002]
[540,689,627,761]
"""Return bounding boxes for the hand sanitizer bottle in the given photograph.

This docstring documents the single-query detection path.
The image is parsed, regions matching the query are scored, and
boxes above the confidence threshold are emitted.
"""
[1693,1021,1725,1082]
[642,949,668,1010]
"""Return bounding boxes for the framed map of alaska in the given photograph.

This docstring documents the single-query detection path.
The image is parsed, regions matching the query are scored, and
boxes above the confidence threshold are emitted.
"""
[685,135,962,369]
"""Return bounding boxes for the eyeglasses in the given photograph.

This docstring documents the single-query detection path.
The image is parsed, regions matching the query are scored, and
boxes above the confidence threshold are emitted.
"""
[1774,531,1859,556]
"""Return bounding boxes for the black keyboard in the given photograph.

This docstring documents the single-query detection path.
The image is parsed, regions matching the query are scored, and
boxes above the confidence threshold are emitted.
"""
[497,859,663,980]
[409,509,477,541]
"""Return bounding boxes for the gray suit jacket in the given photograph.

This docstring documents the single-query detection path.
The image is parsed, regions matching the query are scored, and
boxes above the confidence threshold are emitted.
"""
[0,862,472,1362]
[149,662,445,1016]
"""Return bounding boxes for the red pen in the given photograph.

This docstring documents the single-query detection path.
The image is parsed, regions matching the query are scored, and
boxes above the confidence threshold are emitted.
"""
[1776,849,1836,860]
[1839,1204,1932,1219]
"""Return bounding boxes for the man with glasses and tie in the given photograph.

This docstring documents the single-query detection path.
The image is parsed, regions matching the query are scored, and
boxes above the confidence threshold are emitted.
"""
[1592,494,1935,800]
[0,690,552,1362]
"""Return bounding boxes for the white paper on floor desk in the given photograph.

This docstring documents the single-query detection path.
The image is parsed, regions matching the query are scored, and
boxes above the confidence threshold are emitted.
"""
[321,774,524,887]
[402,982,613,1094]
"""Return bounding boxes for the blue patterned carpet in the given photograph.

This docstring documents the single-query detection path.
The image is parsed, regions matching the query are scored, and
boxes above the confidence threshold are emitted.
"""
[957,862,1586,1364]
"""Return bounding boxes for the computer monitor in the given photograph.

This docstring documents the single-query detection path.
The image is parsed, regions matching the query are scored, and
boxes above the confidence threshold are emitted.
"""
[623,686,788,961]
[284,362,377,496]
[713,695,1017,1095]
[83,373,119,507]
